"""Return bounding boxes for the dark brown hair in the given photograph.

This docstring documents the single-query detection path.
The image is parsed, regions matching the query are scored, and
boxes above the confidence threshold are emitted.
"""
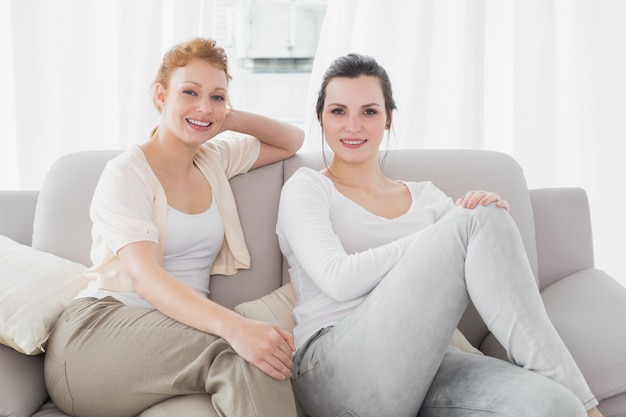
[316,53,396,125]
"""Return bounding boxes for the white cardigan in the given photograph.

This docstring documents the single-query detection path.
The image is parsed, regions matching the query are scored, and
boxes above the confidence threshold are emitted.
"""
[82,135,260,293]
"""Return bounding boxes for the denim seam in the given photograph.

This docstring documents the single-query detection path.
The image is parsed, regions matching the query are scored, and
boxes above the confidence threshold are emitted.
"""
[421,404,517,417]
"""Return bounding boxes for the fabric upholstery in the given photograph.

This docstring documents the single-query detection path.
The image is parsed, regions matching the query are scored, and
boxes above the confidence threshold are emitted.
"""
[540,268,626,403]
[0,149,623,416]
[0,236,88,355]
[0,190,38,246]
[31,151,123,266]
[530,188,595,289]
[0,344,47,417]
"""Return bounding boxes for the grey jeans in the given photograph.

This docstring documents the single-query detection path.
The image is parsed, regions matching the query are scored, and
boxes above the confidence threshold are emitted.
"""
[291,205,595,417]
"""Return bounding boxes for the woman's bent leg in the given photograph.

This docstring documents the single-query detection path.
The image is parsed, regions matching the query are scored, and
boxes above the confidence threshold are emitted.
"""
[292,205,595,417]
[293,207,477,417]
[419,347,586,417]
[459,206,596,409]
[44,297,296,417]
[137,394,219,417]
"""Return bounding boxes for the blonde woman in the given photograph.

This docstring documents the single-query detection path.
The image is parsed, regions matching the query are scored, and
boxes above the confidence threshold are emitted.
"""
[44,37,303,417]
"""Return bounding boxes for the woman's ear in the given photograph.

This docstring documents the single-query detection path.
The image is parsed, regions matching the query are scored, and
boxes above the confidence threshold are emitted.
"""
[154,83,166,108]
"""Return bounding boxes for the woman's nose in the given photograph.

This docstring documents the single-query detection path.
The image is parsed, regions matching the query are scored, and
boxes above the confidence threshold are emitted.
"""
[346,115,361,132]
[197,97,212,113]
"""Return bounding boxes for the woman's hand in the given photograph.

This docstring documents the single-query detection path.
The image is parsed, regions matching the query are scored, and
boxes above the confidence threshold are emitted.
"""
[456,190,509,211]
[119,242,296,381]
[227,317,296,381]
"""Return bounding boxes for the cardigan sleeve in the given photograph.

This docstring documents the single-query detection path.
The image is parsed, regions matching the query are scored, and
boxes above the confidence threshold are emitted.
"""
[85,148,165,292]
[203,134,261,179]
[90,152,161,256]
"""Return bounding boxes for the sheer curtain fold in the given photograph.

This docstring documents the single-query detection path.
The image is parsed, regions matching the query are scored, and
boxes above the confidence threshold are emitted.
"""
[1,0,216,190]
[0,0,18,190]
[305,0,624,284]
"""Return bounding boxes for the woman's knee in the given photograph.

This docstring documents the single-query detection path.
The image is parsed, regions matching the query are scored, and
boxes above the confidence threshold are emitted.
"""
[420,348,586,417]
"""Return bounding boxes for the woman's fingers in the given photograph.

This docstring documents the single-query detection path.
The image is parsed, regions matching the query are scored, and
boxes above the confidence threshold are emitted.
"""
[231,320,295,380]
[456,190,509,211]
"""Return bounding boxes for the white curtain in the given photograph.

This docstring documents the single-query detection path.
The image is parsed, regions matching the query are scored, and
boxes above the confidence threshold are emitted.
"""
[0,0,217,190]
[304,0,625,285]
[1,0,624,284]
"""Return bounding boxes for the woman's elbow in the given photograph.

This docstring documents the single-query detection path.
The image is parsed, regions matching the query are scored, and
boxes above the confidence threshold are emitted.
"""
[286,127,305,156]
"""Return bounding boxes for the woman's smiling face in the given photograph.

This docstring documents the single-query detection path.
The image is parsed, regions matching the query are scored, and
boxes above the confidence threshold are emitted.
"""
[321,75,389,163]
[156,58,229,146]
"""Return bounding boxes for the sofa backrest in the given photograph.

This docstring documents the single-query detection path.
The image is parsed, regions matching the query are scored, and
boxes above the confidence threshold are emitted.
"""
[30,149,538,318]
[31,150,123,266]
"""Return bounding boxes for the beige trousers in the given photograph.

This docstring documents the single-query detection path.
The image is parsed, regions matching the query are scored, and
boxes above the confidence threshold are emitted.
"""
[44,297,297,417]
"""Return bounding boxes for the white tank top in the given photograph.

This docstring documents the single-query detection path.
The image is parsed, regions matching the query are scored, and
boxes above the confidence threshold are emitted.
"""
[161,202,224,297]
[88,199,224,308]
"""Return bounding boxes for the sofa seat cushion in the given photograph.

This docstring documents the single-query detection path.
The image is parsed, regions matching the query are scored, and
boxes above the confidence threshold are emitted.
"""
[31,402,71,417]
[541,268,626,402]
[235,282,298,331]
[0,236,88,355]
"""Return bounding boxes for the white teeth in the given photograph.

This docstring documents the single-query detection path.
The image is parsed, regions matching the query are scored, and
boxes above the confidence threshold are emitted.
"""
[187,119,210,127]
[342,139,365,145]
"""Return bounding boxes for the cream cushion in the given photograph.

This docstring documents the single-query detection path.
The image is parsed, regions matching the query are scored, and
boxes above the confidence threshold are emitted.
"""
[235,283,298,331]
[0,235,88,355]
[235,283,482,355]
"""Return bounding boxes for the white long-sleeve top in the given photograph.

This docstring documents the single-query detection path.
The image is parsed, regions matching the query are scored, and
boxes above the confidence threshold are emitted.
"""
[276,167,455,348]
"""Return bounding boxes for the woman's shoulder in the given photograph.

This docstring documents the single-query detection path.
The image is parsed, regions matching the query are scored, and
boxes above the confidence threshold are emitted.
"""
[198,134,257,156]
[401,180,452,205]
[196,134,259,177]
[106,145,150,172]
[292,166,323,178]
[98,146,158,191]
[400,179,438,192]
[286,166,329,186]
[282,167,331,195]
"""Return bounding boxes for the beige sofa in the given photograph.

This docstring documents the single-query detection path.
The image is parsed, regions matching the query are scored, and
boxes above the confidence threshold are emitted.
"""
[1,149,625,417]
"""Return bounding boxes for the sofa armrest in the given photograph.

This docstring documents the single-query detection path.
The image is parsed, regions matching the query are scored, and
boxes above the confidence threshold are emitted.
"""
[530,187,594,289]
[0,190,38,246]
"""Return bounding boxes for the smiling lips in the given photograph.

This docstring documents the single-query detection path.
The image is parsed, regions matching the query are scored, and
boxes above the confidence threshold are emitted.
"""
[187,118,212,129]
[340,139,367,147]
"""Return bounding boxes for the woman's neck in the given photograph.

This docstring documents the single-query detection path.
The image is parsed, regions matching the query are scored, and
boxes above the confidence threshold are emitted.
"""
[324,158,390,191]
[141,128,197,176]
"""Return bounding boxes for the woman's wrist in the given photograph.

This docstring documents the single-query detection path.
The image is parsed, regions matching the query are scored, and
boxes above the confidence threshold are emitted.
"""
[213,307,247,341]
